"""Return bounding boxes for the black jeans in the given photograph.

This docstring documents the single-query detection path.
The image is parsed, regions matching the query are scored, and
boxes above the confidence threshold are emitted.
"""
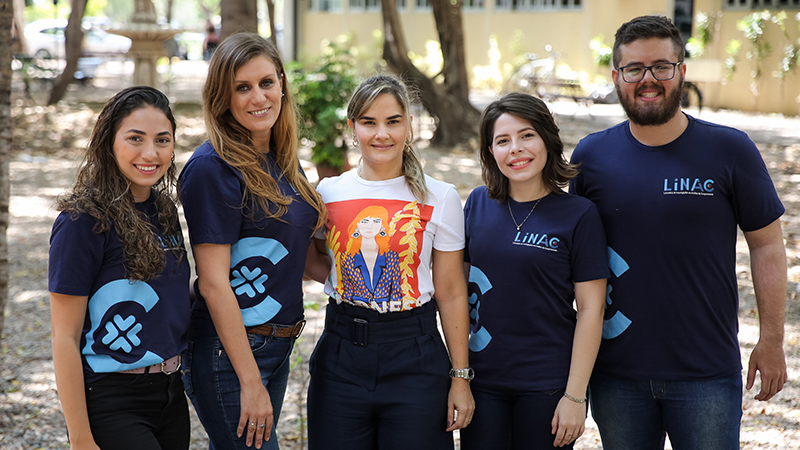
[84,371,189,450]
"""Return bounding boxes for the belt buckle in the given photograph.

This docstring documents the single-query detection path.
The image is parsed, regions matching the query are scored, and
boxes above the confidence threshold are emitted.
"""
[352,318,368,347]
[160,355,181,375]
[292,320,306,339]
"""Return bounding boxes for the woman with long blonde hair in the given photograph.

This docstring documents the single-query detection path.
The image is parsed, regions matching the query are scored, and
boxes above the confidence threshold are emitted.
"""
[307,75,474,449]
[179,33,327,450]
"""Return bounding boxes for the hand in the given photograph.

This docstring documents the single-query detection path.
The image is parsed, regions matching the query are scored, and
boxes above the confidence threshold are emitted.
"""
[551,396,587,447]
[747,339,787,401]
[237,383,273,448]
[68,437,101,450]
[446,379,475,431]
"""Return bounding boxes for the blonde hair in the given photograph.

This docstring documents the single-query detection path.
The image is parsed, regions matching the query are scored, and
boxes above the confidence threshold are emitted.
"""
[202,32,326,231]
[347,75,428,203]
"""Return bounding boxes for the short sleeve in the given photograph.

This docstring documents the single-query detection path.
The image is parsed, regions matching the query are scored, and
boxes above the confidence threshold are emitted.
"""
[731,137,784,232]
[569,202,610,283]
[432,185,465,252]
[179,154,244,245]
[49,212,104,296]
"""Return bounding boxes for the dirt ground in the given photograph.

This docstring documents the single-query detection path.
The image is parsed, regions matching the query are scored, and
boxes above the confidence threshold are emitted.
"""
[1,63,799,449]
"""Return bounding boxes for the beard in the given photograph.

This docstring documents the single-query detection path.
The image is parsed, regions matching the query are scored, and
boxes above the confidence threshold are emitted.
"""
[616,75,684,126]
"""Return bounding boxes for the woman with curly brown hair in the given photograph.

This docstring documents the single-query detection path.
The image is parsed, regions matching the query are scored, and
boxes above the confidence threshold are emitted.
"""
[49,86,191,450]
[179,33,327,450]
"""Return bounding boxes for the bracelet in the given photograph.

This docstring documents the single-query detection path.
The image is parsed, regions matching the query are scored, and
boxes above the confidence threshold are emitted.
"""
[563,392,587,403]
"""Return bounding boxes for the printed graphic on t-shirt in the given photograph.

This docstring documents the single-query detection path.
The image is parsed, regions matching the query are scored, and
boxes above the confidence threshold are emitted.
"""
[83,232,185,373]
[466,265,493,352]
[325,199,433,312]
[229,237,289,326]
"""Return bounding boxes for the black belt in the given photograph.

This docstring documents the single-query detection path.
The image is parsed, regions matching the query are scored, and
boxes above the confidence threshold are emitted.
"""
[324,301,438,347]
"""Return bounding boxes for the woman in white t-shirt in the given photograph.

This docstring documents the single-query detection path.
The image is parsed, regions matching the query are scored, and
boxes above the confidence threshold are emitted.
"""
[306,75,475,450]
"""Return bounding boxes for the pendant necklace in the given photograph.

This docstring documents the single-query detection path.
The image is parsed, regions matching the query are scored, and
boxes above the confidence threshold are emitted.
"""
[508,196,543,231]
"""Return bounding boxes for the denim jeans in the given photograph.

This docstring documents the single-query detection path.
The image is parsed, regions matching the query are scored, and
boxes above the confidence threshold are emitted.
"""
[460,386,573,450]
[182,331,295,450]
[85,371,189,450]
[589,372,742,450]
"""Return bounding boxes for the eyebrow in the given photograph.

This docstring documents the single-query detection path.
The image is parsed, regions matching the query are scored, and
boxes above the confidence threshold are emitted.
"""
[621,58,674,66]
[494,127,535,139]
[234,74,277,84]
[359,114,403,121]
[124,129,173,137]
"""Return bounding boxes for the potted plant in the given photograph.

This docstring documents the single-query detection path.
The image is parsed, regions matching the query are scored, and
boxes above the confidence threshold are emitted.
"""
[292,41,358,180]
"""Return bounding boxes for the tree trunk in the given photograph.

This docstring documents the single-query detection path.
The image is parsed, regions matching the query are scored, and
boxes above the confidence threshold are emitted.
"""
[221,0,258,41]
[166,0,174,26]
[381,0,479,146]
[47,0,88,105]
[0,0,13,342]
[266,0,276,46]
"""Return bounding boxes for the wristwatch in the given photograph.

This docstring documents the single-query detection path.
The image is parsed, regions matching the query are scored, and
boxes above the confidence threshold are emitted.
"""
[449,367,475,381]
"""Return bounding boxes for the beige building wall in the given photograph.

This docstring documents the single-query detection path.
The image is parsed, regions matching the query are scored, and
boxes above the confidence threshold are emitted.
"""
[297,1,800,116]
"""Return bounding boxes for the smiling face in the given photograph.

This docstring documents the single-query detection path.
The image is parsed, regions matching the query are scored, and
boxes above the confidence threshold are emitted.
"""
[349,93,410,180]
[113,106,174,202]
[491,113,549,201]
[613,37,685,127]
[229,55,283,149]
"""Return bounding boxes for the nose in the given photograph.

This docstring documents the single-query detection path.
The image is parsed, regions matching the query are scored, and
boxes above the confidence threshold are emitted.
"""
[141,142,158,160]
[642,67,657,82]
[511,138,523,153]
[376,123,389,139]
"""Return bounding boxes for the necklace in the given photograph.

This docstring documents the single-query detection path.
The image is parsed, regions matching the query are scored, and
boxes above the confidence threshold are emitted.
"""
[507,196,543,231]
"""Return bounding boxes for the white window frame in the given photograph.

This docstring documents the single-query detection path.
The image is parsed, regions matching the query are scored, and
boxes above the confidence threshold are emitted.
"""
[310,0,343,12]
[724,0,800,8]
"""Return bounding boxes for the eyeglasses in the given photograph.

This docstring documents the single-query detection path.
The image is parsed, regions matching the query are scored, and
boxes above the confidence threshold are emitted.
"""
[617,62,681,83]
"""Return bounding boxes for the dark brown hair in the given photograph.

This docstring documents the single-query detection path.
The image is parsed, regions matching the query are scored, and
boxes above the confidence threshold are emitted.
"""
[57,86,181,281]
[613,15,685,68]
[479,92,577,201]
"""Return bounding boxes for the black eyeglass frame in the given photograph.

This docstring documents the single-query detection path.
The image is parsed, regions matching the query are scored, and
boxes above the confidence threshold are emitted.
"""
[616,62,682,83]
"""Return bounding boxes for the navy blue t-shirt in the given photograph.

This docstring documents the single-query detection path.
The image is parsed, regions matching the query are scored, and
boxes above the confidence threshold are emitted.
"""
[48,192,191,383]
[464,187,609,391]
[569,115,784,380]
[179,141,318,335]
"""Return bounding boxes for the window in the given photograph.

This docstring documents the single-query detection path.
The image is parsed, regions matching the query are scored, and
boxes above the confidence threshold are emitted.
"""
[310,0,343,11]
[350,0,381,10]
[464,0,485,9]
[416,0,432,10]
[496,0,581,10]
[724,0,799,7]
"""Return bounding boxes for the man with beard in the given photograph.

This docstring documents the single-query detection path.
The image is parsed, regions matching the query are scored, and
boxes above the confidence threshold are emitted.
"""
[569,15,788,449]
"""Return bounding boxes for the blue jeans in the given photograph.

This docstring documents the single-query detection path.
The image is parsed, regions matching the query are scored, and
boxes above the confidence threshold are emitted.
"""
[85,371,189,450]
[182,331,295,450]
[460,386,573,450]
[589,372,742,450]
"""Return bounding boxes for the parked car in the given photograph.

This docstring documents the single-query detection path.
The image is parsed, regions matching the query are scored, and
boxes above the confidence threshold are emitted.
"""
[24,19,131,59]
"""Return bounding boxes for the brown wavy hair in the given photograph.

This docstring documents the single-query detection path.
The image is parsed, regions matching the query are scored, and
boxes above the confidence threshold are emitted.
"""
[479,92,578,201]
[56,86,182,281]
[201,32,326,231]
[347,75,428,203]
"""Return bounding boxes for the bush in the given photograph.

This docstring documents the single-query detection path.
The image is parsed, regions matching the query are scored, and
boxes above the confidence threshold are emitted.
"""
[291,41,358,171]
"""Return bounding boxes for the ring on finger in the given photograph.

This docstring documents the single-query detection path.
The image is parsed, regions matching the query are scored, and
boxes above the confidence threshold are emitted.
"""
[248,422,257,427]
[257,424,266,429]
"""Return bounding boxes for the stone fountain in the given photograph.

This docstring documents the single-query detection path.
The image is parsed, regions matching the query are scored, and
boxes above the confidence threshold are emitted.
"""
[107,0,180,87]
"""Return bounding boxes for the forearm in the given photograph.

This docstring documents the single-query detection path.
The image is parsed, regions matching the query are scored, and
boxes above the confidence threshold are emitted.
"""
[52,339,95,446]
[751,249,787,344]
[200,280,263,388]
[436,292,470,370]
[565,305,603,398]
[746,221,788,344]
[565,279,605,398]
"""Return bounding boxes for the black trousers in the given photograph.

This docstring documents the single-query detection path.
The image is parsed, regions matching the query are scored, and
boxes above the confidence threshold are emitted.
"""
[84,371,189,450]
[307,300,454,450]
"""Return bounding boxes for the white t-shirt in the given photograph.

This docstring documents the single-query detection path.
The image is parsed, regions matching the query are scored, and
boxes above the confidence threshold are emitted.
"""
[316,169,465,313]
